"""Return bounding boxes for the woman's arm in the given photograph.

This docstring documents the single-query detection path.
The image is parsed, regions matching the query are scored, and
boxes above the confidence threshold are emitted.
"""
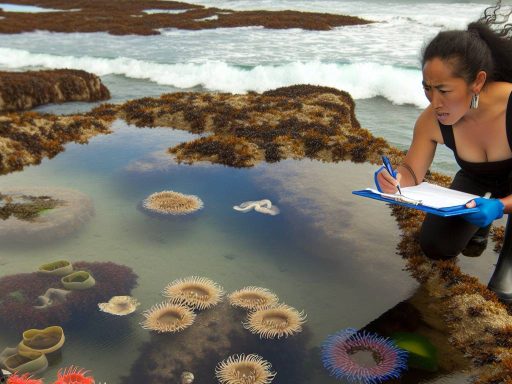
[499,195,512,214]
[378,107,440,192]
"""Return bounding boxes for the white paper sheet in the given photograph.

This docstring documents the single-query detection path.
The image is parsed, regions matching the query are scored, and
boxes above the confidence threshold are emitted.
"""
[366,182,479,209]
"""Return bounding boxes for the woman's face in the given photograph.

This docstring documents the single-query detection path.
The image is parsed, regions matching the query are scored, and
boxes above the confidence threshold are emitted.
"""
[422,57,473,125]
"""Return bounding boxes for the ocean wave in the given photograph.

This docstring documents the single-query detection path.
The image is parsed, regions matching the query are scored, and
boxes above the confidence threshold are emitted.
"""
[0,47,428,108]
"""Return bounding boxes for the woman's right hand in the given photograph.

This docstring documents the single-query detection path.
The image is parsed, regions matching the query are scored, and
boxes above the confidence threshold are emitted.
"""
[374,166,402,194]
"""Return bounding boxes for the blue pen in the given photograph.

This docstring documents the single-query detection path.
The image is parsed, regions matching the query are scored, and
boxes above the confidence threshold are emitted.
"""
[382,155,402,195]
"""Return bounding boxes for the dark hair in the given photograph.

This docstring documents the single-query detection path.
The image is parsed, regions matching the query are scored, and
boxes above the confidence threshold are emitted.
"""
[422,1,512,84]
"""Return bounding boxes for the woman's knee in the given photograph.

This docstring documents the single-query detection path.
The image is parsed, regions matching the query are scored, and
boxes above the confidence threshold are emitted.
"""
[419,227,460,260]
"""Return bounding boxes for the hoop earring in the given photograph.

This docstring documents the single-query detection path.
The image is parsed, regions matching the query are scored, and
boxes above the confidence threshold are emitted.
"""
[470,93,479,109]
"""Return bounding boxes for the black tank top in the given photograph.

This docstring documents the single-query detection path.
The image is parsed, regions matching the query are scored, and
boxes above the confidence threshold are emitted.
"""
[439,91,512,187]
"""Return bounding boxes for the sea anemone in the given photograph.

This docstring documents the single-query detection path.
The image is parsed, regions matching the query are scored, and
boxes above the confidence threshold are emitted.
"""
[228,287,279,311]
[54,366,94,384]
[142,190,203,215]
[3,350,48,376]
[5,373,43,384]
[38,260,73,276]
[60,271,96,290]
[243,304,306,339]
[18,326,65,357]
[163,276,224,310]
[321,328,408,384]
[98,295,140,316]
[140,300,196,333]
[215,354,276,384]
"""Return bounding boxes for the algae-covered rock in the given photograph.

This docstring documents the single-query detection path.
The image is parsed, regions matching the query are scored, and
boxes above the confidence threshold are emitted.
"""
[0,261,138,332]
[0,187,94,243]
[0,1,371,35]
[0,69,110,112]
[119,85,398,168]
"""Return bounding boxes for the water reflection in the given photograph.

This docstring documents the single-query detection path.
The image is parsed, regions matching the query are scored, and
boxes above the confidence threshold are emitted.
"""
[361,286,472,383]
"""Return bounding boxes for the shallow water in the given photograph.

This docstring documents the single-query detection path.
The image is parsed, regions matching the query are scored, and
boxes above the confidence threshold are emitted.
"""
[0,120,415,382]
[0,118,503,382]
[0,0,507,380]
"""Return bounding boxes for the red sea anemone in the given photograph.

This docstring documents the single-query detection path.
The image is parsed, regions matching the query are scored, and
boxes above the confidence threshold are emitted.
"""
[53,366,94,384]
[6,373,43,384]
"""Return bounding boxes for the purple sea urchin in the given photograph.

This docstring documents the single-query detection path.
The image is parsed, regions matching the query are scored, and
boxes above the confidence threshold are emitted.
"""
[321,328,408,384]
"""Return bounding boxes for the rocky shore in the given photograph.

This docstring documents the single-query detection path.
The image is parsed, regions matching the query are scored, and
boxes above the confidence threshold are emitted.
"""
[0,0,372,35]
[0,109,112,174]
[0,85,400,174]
[0,69,110,112]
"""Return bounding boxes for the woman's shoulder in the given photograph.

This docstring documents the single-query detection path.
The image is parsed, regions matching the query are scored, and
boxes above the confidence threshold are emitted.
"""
[488,81,512,101]
[414,105,444,143]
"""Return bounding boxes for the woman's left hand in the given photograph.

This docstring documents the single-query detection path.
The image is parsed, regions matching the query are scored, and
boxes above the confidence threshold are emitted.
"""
[463,197,504,227]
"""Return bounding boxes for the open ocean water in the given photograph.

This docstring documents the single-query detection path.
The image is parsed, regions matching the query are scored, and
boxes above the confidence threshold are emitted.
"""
[0,1,508,383]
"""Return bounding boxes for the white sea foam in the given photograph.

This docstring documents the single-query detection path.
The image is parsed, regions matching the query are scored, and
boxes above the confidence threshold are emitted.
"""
[0,47,427,107]
[0,3,77,12]
[143,9,190,14]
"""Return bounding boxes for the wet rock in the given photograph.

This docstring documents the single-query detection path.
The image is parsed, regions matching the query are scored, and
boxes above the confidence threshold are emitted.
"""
[0,69,110,112]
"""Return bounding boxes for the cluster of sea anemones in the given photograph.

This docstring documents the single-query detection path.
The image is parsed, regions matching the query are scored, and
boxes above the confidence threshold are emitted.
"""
[142,190,203,215]
[227,286,306,339]
[139,278,306,384]
[5,365,95,384]
[141,276,224,334]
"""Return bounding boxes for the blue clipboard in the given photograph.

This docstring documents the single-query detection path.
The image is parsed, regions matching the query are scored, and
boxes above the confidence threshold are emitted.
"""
[352,189,480,217]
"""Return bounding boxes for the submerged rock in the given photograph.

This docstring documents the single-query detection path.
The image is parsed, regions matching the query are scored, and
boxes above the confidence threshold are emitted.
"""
[0,261,138,332]
[123,301,312,384]
[0,187,93,243]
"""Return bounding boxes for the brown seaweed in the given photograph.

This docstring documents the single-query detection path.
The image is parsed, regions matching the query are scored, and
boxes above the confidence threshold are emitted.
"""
[0,69,110,112]
[0,0,372,35]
